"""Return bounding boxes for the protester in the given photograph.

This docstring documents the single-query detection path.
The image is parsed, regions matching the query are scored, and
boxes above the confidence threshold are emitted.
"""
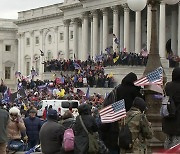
[7,107,26,151]
[61,111,75,154]
[120,97,153,154]
[74,104,98,154]
[24,109,42,150]
[39,109,65,154]
[162,67,180,148]
[101,72,142,154]
[116,72,143,111]
[0,99,9,154]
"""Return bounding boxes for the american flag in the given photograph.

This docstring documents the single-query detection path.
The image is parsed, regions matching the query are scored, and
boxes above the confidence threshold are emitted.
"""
[99,99,126,123]
[134,67,163,87]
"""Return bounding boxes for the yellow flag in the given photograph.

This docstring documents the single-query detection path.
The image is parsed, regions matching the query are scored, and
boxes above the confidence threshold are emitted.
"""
[113,56,119,63]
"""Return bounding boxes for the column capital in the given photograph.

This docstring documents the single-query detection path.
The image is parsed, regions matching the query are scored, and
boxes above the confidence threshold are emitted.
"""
[122,4,130,12]
[111,6,119,14]
[17,33,21,38]
[71,18,79,24]
[91,10,99,17]
[63,19,71,26]
[160,0,166,5]
[101,8,109,16]
[82,12,89,19]
[76,18,82,26]
[19,32,25,37]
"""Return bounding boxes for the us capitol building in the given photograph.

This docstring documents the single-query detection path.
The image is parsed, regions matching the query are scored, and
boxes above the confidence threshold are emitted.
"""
[0,0,179,90]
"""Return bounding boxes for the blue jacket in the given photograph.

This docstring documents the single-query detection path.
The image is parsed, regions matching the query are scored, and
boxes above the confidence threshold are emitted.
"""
[24,117,41,141]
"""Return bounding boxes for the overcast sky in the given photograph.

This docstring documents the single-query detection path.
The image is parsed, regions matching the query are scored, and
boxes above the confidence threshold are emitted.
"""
[0,0,64,19]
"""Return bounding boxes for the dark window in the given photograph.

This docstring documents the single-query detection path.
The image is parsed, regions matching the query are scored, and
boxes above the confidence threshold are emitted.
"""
[5,45,11,51]
[5,67,11,79]
[26,38,30,45]
[61,101,79,108]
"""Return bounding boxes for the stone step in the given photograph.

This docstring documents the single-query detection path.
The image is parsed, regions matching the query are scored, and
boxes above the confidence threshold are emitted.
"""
[104,66,173,85]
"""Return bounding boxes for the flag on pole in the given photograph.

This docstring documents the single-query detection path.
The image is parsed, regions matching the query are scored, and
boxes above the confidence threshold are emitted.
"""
[73,62,81,70]
[99,99,126,123]
[134,67,163,87]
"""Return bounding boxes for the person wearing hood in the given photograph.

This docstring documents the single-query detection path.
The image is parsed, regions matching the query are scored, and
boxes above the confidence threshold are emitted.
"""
[120,97,153,154]
[74,103,98,154]
[162,67,180,149]
[24,109,41,150]
[0,99,9,154]
[40,109,65,154]
[101,72,142,154]
[61,111,75,154]
[7,107,26,151]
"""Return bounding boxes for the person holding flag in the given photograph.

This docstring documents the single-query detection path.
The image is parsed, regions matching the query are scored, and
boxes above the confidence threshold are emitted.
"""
[101,72,142,154]
[120,97,153,154]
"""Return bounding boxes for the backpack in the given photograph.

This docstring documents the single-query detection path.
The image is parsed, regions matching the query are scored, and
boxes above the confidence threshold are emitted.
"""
[63,128,75,152]
[79,116,99,154]
[119,113,139,150]
[160,95,176,118]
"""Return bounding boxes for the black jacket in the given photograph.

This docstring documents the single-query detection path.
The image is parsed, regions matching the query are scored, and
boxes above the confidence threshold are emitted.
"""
[162,67,180,135]
[39,120,65,154]
[101,72,142,150]
[74,104,98,154]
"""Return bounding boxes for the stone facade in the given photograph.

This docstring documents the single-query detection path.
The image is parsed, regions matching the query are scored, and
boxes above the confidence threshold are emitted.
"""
[0,0,180,89]
[0,19,18,90]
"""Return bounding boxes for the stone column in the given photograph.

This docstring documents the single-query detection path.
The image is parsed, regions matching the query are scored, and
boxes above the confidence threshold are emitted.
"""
[178,3,180,56]
[171,7,178,55]
[0,40,3,79]
[72,18,78,60]
[64,19,70,60]
[17,33,21,72]
[30,31,34,70]
[82,12,89,61]
[102,8,109,53]
[100,18,103,53]
[92,10,99,59]
[20,32,25,74]
[124,5,130,53]
[112,6,119,52]
[147,5,152,53]
[120,13,124,52]
[54,26,59,59]
[39,30,44,80]
[78,20,82,60]
[135,11,141,54]
[90,17,93,58]
[159,1,166,58]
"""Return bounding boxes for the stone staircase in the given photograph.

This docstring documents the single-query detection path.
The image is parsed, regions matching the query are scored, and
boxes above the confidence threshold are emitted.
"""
[104,65,173,85]
[42,66,173,96]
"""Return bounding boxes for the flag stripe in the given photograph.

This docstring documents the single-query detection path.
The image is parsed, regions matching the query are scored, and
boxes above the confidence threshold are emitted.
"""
[101,110,126,119]
[134,67,163,86]
[100,99,126,123]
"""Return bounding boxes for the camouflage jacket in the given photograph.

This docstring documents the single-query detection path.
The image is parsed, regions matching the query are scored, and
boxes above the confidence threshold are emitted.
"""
[120,107,153,153]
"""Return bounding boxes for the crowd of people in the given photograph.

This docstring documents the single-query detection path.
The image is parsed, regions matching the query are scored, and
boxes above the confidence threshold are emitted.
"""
[42,63,115,89]
[43,51,148,72]
[0,67,180,154]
